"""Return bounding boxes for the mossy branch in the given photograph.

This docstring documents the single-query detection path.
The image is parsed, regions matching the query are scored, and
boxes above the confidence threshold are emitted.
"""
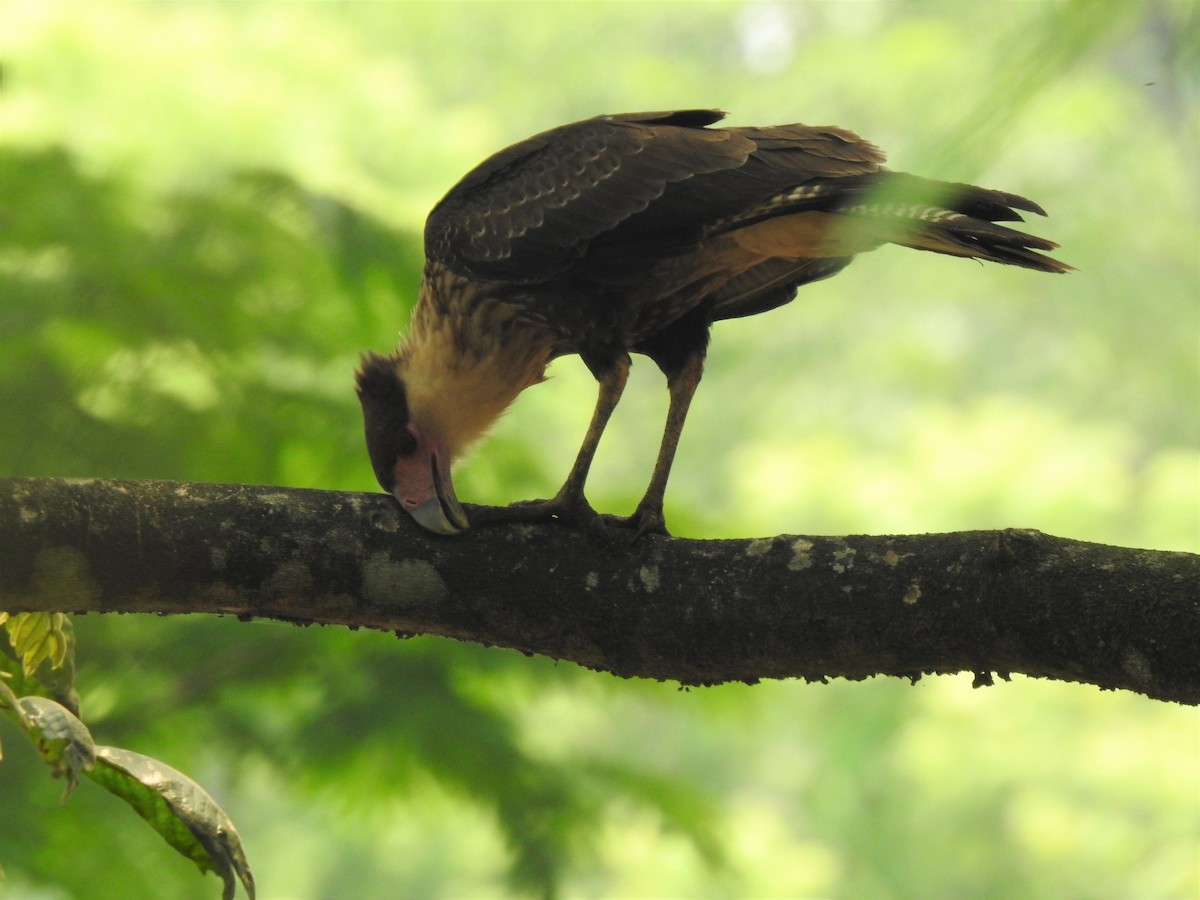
[1,477,1196,703]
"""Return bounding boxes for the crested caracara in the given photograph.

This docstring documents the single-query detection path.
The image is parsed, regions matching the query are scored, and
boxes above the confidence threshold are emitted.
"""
[356,110,1069,536]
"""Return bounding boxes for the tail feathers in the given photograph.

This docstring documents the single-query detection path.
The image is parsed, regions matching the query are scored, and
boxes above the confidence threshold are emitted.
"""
[717,171,1071,274]
[840,172,1071,273]
[893,220,1071,273]
[865,173,1049,223]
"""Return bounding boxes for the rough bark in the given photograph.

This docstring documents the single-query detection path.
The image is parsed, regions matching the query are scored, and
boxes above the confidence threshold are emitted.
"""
[0,477,1195,703]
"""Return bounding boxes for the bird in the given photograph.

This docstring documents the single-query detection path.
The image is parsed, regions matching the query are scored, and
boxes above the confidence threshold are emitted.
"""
[356,109,1069,537]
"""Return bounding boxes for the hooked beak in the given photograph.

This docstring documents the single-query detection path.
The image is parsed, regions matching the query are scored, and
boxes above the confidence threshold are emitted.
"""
[399,454,469,535]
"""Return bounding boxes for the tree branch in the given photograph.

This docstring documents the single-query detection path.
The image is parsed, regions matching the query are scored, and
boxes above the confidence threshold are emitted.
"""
[1,477,1195,703]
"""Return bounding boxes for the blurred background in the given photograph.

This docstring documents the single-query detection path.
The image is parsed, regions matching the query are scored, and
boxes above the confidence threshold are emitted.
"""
[1,1,1197,897]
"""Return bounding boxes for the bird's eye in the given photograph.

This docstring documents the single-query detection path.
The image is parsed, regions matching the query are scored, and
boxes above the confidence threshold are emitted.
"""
[396,428,419,458]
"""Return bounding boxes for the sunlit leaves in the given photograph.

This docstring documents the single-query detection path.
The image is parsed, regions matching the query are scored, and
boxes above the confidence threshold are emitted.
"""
[1,609,79,715]
[3,612,70,677]
[0,148,420,488]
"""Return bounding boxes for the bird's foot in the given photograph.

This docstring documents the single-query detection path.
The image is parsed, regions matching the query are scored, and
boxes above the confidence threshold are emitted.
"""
[599,504,671,540]
[468,488,606,533]
[469,493,670,543]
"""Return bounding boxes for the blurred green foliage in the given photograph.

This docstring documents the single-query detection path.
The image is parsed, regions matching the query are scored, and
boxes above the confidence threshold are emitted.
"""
[1,1,1197,897]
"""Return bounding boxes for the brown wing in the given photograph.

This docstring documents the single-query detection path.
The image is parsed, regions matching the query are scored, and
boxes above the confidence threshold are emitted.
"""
[575,123,887,289]
[425,109,1062,303]
[423,110,756,283]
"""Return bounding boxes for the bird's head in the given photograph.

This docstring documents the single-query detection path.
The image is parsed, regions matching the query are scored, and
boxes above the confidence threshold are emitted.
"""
[355,352,469,535]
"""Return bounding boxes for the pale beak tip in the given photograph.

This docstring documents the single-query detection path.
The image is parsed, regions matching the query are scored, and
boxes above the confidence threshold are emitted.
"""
[406,495,469,535]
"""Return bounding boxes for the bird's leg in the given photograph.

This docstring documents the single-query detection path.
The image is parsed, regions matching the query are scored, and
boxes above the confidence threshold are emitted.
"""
[554,352,630,509]
[471,353,630,528]
[606,350,705,537]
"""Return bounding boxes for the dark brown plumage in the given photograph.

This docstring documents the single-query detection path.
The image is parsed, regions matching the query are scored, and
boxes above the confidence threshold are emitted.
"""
[357,110,1069,536]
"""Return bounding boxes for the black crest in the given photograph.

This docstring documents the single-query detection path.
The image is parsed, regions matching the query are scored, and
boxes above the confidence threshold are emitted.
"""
[355,353,408,414]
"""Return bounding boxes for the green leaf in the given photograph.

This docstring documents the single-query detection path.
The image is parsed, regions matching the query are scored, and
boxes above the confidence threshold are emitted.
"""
[1,611,81,715]
[89,746,255,900]
[4,612,69,676]
[13,694,96,799]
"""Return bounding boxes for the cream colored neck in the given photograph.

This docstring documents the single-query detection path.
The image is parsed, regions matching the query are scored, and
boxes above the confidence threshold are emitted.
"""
[398,284,554,462]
